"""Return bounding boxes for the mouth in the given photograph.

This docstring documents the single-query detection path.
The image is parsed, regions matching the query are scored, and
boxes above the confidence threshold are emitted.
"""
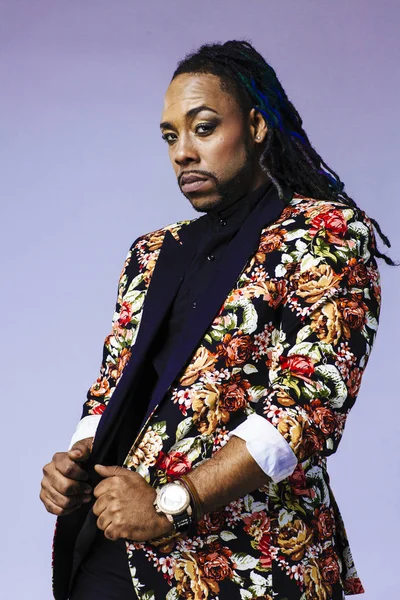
[180,174,210,193]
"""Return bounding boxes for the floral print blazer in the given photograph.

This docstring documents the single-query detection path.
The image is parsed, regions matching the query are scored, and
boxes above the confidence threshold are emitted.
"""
[56,190,381,600]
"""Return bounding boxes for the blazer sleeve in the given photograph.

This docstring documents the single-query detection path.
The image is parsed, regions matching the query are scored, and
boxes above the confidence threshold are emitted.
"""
[79,237,145,420]
[251,205,381,463]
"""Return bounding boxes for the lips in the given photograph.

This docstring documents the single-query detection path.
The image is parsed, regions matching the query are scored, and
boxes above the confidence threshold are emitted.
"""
[180,174,210,193]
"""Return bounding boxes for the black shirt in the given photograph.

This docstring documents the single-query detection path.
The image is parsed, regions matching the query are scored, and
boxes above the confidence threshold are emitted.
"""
[152,179,273,378]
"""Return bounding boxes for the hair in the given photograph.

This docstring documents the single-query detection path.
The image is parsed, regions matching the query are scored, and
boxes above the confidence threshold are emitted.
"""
[172,40,394,265]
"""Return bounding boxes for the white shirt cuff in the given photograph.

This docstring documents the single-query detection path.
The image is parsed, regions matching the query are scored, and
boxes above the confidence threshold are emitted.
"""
[230,413,297,483]
[68,415,101,450]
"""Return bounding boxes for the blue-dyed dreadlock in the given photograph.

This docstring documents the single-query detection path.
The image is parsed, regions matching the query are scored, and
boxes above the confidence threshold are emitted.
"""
[172,40,394,265]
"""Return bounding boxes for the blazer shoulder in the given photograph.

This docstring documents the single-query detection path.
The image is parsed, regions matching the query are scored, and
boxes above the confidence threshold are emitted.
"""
[133,217,198,249]
[276,193,372,231]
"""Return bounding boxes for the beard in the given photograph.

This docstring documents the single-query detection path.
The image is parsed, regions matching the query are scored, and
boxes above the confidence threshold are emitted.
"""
[179,144,256,213]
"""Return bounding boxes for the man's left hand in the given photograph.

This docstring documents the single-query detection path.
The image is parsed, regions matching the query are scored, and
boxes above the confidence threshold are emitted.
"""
[93,464,174,542]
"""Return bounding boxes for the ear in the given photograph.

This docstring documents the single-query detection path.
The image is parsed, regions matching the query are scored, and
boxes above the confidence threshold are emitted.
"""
[248,107,268,145]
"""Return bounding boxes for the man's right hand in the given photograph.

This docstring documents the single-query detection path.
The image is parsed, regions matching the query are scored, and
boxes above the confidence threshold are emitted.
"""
[40,437,94,516]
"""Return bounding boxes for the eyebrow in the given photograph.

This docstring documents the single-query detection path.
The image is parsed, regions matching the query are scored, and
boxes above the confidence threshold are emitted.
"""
[160,104,220,130]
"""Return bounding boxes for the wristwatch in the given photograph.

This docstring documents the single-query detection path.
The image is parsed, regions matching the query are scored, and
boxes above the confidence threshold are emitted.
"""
[154,481,193,534]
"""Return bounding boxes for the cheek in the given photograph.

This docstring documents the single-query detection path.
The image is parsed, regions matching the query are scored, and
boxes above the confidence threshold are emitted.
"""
[204,131,249,179]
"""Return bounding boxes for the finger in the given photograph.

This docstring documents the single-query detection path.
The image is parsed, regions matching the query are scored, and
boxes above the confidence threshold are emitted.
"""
[104,522,119,541]
[94,464,122,478]
[41,494,82,517]
[93,478,114,499]
[56,457,89,482]
[48,469,92,497]
[68,440,92,463]
[96,510,113,533]
[42,479,92,510]
[92,494,111,518]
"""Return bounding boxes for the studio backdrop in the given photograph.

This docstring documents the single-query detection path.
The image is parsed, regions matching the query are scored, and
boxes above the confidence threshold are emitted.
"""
[0,1,399,598]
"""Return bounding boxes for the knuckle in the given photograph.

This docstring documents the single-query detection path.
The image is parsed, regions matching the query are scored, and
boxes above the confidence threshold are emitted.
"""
[60,482,71,496]
[63,463,74,478]
[59,495,71,509]
[107,528,117,541]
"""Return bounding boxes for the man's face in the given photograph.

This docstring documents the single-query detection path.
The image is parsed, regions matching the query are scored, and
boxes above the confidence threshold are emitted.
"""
[160,73,261,212]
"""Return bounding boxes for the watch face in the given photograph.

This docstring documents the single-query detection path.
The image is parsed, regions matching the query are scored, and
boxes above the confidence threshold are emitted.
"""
[158,483,189,515]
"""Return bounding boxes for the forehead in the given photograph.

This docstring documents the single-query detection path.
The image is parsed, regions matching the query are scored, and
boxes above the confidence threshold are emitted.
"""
[161,72,240,121]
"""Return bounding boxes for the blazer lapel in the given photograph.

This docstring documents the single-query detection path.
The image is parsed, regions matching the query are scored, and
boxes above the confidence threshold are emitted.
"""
[141,184,293,423]
[90,220,205,460]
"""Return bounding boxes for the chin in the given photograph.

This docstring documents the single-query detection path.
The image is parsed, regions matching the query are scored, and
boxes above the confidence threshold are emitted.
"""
[188,193,224,213]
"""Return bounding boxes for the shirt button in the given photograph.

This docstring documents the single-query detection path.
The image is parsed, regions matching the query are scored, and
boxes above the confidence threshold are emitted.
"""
[207,254,215,261]
[219,218,227,227]
[191,301,197,309]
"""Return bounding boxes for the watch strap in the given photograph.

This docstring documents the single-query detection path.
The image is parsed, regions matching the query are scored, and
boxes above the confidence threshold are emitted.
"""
[172,511,192,534]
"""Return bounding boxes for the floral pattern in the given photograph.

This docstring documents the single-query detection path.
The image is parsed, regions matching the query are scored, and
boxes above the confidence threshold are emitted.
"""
[83,195,380,599]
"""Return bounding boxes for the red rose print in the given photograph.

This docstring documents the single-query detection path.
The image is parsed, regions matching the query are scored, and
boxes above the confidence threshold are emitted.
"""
[197,510,227,535]
[313,406,337,435]
[321,555,340,584]
[280,355,315,377]
[347,367,363,397]
[217,334,254,367]
[340,298,367,330]
[345,258,370,288]
[310,210,348,239]
[258,533,272,569]
[156,451,191,477]
[118,301,133,326]
[345,578,365,594]
[219,374,251,412]
[315,507,334,540]
[288,465,314,498]
[91,403,106,416]
[202,552,233,581]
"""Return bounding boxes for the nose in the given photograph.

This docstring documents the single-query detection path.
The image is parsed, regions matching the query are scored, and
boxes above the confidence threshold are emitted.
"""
[173,133,200,167]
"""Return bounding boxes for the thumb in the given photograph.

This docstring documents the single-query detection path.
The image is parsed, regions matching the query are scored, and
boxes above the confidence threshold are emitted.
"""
[68,439,92,462]
[94,464,122,478]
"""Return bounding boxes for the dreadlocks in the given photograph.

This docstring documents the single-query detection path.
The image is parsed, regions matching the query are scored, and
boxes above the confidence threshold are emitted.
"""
[172,40,394,265]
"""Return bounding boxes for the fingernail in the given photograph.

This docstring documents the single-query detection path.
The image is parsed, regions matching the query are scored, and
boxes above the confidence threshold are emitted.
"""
[84,487,92,494]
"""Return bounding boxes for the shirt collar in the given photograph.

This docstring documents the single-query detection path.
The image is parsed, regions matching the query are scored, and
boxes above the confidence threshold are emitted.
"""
[206,179,273,229]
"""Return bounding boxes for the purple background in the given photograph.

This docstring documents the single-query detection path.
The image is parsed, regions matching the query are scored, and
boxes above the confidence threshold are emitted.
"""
[1,1,399,597]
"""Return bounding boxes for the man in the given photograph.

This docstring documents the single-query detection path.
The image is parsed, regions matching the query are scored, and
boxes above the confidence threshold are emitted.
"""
[40,40,389,600]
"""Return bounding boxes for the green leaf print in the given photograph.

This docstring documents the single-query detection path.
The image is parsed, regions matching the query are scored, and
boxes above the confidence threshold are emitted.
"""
[231,552,259,570]
[243,363,258,374]
[220,530,238,541]
[165,588,179,600]
[140,592,156,600]
[295,324,313,344]
[175,417,194,442]
[288,341,321,361]
[314,237,337,262]
[150,421,167,438]
[241,302,258,334]
[248,385,267,402]
[314,364,347,408]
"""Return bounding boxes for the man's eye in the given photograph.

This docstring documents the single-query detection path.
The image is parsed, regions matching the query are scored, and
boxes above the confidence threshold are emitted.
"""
[161,133,177,144]
[196,123,215,135]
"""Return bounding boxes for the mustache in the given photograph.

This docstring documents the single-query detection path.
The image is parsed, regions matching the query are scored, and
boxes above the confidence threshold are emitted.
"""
[178,169,217,187]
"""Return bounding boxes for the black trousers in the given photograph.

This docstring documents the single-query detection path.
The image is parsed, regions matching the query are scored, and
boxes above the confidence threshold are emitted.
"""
[69,529,136,600]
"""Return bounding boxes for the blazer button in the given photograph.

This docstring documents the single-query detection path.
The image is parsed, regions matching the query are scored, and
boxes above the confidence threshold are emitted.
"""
[207,254,215,261]
[191,301,197,309]
[219,218,227,227]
